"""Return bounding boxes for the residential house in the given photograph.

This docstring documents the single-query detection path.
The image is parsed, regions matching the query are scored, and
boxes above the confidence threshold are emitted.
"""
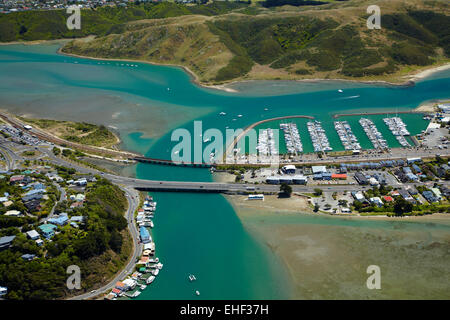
[9,175,25,184]
[422,191,438,203]
[38,224,57,239]
[48,213,69,226]
[21,254,36,261]
[22,189,44,202]
[26,230,40,240]
[4,210,21,217]
[370,197,383,207]
[24,199,42,212]
[431,188,442,201]
[0,235,15,250]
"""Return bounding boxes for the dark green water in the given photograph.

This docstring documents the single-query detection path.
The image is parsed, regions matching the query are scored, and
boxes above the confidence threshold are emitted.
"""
[0,43,449,299]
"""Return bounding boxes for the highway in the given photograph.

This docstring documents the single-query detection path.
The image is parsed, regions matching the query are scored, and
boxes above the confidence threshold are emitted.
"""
[68,186,142,300]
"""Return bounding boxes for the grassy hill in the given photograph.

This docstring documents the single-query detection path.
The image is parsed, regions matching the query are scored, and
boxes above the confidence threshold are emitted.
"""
[2,0,450,84]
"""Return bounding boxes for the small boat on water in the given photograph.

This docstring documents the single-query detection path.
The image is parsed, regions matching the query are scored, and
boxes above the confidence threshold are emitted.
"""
[152,269,160,276]
[219,112,226,116]
[237,114,243,117]
[140,284,147,290]
[156,262,164,270]
[189,274,197,282]
[195,290,200,296]
[146,276,156,284]
[338,89,343,93]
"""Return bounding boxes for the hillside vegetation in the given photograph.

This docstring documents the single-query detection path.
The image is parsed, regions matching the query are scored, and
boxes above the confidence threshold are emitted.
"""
[3,0,450,84]
[18,117,119,149]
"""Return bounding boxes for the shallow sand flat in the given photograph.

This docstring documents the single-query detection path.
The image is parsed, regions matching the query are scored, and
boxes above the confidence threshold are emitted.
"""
[227,195,450,299]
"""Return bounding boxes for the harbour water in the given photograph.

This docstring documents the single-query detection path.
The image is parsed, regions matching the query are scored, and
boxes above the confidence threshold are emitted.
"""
[0,43,450,299]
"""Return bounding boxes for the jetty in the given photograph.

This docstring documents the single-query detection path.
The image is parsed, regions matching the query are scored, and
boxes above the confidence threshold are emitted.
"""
[224,115,314,159]
[333,110,422,119]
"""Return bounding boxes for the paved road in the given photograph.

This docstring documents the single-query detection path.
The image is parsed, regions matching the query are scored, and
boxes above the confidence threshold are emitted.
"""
[68,186,142,300]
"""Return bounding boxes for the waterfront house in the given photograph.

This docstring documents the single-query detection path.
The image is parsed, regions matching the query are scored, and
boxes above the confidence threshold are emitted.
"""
[398,189,413,201]
[0,235,15,250]
[115,282,127,292]
[369,197,383,207]
[352,191,365,202]
[38,224,57,239]
[122,279,136,290]
[422,191,438,203]
[431,188,442,201]
[0,286,7,297]
[36,239,44,247]
[440,186,450,198]
[140,226,151,244]
[383,196,394,203]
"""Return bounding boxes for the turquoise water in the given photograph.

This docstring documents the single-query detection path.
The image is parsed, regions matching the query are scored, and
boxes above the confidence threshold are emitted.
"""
[0,43,450,299]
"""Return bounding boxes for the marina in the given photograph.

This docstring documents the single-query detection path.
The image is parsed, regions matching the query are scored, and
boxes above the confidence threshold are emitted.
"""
[359,118,388,150]
[334,120,361,151]
[307,121,333,152]
[257,128,278,162]
[106,195,162,300]
[280,123,303,154]
[383,117,411,147]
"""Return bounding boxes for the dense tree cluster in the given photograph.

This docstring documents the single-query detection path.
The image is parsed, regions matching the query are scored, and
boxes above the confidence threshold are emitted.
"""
[0,178,128,300]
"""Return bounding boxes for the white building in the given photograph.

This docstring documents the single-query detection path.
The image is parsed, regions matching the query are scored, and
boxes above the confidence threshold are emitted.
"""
[0,286,7,297]
[312,166,327,174]
[248,194,264,200]
[4,210,21,217]
[26,230,40,240]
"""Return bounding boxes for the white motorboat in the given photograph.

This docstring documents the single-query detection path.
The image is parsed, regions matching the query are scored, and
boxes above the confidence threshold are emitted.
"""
[146,276,155,284]
[189,274,197,281]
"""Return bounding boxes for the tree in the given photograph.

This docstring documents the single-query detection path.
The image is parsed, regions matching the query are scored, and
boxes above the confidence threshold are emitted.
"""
[314,203,319,212]
[280,183,292,197]
[393,199,413,216]
[52,147,60,156]
[314,188,323,196]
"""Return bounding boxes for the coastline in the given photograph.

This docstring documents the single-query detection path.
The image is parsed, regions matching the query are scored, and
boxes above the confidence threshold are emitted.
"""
[225,193,450,299]
[53,42,449,93]
[2,39,448,93]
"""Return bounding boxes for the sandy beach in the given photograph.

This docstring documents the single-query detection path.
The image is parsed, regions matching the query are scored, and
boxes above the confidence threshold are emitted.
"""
[227,194,450,299]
